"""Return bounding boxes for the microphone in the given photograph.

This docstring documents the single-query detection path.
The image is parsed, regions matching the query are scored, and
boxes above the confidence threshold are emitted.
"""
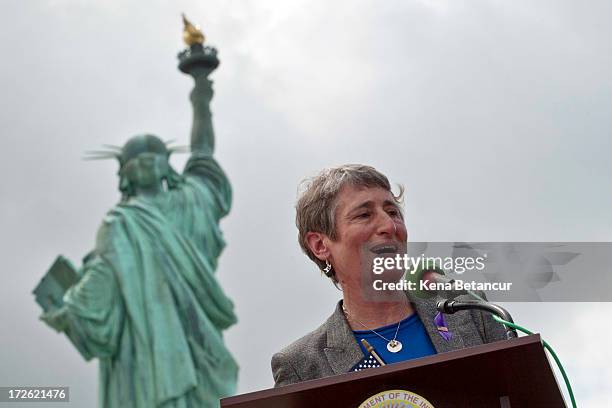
[422,269,462,286]
[436,299,518,339]
[406,265,468,298]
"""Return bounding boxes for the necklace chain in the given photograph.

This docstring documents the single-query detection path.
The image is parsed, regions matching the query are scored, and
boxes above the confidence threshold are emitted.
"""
[342,304,401,346]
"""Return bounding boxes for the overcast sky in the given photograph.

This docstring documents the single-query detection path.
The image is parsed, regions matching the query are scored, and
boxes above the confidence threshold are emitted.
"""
[1,0,611,406]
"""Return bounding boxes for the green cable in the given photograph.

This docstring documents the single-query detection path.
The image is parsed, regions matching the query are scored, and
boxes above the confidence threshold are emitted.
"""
[492,315,576,408]
[464,290,577,407]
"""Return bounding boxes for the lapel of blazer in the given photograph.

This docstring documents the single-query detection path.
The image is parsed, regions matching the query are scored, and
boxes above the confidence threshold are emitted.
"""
[407,291,484,353]
[323,301,364,375]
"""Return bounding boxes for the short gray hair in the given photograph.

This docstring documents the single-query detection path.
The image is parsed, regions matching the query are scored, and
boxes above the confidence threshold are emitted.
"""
[295,164,404,280]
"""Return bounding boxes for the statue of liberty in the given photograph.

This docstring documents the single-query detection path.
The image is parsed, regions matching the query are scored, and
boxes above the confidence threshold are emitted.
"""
[34,15,238,407]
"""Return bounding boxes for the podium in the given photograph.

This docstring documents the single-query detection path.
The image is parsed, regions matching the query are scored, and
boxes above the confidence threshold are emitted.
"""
[221,335,566,407]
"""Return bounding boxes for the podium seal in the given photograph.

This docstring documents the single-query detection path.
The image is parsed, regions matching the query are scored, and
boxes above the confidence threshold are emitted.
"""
[358,389,434,408]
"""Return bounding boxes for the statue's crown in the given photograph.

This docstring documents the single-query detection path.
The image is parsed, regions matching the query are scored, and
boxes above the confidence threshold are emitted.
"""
[84,134,187,167]
[121,134,169,165]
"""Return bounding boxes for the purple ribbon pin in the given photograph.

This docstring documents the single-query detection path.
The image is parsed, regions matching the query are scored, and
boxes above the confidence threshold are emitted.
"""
[434,312,453,341]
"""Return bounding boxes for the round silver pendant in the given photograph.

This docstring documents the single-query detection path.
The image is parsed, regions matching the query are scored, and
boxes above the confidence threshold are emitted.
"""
[387,340,403,353]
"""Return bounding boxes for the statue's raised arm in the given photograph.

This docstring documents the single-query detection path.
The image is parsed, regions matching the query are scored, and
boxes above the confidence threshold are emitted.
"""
[180,13,218,157]
[178,15,232,230]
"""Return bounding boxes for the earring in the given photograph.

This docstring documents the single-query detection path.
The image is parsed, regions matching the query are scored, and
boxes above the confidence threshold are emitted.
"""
[322,260,333,277]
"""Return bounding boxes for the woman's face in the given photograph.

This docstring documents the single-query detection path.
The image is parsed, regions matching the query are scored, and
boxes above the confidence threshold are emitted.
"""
[326,185,407,289]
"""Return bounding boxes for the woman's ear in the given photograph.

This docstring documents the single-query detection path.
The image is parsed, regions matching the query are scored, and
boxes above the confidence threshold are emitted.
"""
[305,231,330,261]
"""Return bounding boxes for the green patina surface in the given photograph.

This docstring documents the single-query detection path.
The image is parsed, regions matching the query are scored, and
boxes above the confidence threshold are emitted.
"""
[36,43,238,407]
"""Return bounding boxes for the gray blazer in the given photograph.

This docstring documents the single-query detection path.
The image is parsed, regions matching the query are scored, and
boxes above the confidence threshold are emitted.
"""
[271,293,507,387]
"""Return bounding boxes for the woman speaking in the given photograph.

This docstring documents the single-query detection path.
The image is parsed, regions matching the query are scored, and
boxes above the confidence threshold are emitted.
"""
[271,164,506,386]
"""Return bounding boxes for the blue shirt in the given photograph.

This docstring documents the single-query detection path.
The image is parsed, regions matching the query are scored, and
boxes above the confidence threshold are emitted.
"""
[351,313,437,372]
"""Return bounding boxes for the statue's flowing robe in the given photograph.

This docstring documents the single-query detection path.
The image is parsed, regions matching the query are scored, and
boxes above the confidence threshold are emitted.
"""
[57,154,238,408]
